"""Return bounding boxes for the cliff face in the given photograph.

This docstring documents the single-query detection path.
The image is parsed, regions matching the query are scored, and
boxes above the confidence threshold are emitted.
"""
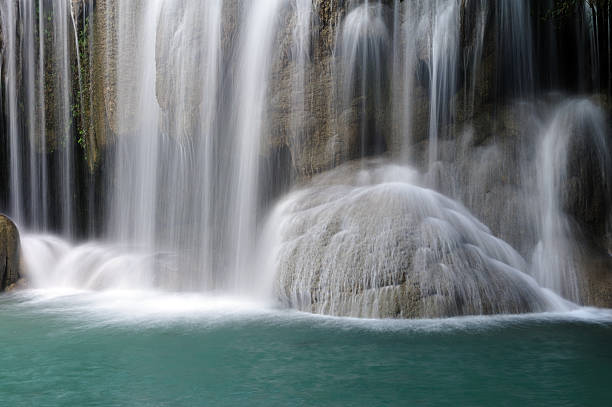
[265,0,346,178]
[72,0,610,181]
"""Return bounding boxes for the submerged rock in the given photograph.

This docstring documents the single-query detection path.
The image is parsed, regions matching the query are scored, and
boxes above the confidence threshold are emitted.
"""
[0,214,20,291]
[265,160,556,318]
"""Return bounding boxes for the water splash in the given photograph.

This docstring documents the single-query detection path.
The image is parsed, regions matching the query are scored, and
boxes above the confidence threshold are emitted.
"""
[21,234,162,291]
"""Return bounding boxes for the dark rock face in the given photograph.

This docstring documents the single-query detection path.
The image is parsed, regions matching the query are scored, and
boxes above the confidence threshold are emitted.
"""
[562,105,611,246]
[0,214,20,291]
[583,253,612,308]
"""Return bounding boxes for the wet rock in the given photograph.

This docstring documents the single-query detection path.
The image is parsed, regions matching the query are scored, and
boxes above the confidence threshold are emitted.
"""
[0,214,20,292]
[90,0,118,169]
[562,105,611,245]
[581,251,612,308]
[269,159,554,318]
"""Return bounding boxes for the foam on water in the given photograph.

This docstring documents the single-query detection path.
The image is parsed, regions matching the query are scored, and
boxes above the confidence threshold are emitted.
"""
[14,228,591,329]
[21,234,164,291]
[6,289,270,327]
[2,287,608,334]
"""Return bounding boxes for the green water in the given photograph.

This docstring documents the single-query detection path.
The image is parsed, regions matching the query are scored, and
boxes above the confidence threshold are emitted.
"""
[1,291,611,406]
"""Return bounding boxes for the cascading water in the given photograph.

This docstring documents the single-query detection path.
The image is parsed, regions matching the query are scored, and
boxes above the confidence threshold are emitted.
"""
[462,0,489,118]
[1,1,610,318]
[336,0,391,158]
[228,0,289,289]
[2,0,304,293]
[388,0,460,169]
[110,0,226,289]
[391,0,427,161]
[0,0,76,235]
[51,0,75,235]
[532,99,611,302]
[110,0,164,287]
[496,0,534,98]
[289,0,313,171]
[427,0,459,169]
[1,1,23,224]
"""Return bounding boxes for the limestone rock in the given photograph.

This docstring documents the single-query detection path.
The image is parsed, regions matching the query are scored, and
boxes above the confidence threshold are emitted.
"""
[269,159,554,318]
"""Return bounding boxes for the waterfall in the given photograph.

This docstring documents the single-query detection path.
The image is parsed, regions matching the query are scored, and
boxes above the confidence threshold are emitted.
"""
[1,0,610,317]
[428,0,459,168]
[10,0,300,292]
[24,1,37,230]
[112,0,163,249]
[52,0,76,235]
[463,0,489,118]
[228,0,289,289]
[110,0,225,289]
[105,0,292,289]
[336,0,391,158]
[391,0,423,162]
[37,0,49,229]
[532,100,610,303]
[1,1,23,224]
[496,0,534,98]
[290,0,313,172]
[0,0,75,235]
[389,0,460,168]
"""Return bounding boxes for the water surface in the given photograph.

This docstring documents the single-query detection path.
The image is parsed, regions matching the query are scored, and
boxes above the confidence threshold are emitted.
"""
[1,290,611,406]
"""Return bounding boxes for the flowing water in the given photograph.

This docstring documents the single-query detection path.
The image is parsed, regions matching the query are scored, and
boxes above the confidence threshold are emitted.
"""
[336,0,391,157]
[0,0,75,234]
[1,1,611,403]
[427,0,459,168]
[1,0,604,304]
[532,100,611,302]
